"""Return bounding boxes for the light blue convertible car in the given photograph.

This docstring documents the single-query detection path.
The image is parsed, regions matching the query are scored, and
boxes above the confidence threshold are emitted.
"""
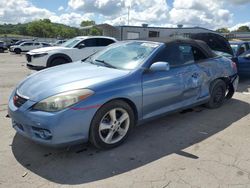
[8,38,238,149]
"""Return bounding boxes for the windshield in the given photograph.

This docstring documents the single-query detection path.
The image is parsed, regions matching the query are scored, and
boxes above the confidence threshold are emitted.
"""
[85,41,159,70]
[61,38,81,48]
[230,44,239,55]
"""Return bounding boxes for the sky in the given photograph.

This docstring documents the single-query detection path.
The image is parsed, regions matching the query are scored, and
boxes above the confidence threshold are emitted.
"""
[0,0,250,30]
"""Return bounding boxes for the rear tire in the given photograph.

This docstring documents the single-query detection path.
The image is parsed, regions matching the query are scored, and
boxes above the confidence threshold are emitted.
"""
[14,48,21,54]
[90,100,135,149]
[0,48,4,53]
[206,79,226,109]
[49,57,69,67]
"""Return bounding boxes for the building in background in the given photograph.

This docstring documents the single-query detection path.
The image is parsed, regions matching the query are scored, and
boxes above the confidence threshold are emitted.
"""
[222,32,250,41]
[82,24,219,41]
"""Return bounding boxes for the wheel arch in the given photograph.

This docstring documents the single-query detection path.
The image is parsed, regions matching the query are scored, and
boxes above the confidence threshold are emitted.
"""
[47,53,72,67]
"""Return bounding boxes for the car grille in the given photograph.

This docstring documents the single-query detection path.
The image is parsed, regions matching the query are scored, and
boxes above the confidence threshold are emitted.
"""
[26,54,31,62]
[13,93,28,108]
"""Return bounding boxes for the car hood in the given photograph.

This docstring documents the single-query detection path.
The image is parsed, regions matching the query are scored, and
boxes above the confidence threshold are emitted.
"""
[189,33,234,56]
[17,62,130,101]
[29,46,70,53]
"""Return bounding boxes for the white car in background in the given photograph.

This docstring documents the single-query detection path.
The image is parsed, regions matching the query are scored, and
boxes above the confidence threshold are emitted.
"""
[26,36,117,70]
[10,42,51,54]
[51,40,67,46]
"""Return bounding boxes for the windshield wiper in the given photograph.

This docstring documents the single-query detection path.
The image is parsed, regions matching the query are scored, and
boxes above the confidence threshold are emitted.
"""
[95,59,117,69]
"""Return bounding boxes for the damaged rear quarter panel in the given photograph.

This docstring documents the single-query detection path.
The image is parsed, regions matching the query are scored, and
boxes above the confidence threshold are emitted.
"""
[197,56,234,98]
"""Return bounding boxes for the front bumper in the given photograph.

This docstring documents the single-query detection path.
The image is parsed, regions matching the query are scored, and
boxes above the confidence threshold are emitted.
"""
[8,92,98,147]
[26,64,45,71]
[26,53,48,70]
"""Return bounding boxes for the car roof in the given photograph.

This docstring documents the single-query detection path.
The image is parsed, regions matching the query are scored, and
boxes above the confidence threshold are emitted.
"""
[75,36,117,40]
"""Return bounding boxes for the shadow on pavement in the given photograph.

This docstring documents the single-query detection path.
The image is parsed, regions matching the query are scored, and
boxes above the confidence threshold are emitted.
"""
[12,98,250,185]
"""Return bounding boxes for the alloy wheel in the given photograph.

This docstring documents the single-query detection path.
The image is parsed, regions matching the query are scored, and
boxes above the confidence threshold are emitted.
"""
[98,108,130,144]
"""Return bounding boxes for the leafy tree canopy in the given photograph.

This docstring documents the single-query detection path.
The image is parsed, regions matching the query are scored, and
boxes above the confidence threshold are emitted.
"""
[216,28,230,33]
[0,19,101,38]
[236,26,250,32]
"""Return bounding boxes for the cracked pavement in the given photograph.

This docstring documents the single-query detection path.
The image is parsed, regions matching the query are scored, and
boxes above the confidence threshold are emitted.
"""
[0,52,250,188]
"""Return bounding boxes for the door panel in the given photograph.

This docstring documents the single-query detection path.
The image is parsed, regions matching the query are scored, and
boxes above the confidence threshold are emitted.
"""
[237,56,250,74]
[142,64,202,119]
[182,65,204,101]
[142,68,184,119]
[141,43,206,120]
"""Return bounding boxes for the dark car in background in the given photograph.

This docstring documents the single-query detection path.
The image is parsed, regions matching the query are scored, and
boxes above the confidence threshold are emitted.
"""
[230,41,250,76]
[230,41,250,56]
[0,41,8,53]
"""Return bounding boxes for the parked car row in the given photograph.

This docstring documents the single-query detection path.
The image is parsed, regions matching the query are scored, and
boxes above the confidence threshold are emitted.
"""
[1,39,68,54]
[9,41,51,54]
[8,32,240,149]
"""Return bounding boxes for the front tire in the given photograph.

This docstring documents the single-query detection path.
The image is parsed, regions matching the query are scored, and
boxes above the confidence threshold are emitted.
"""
[90,100,135,149]
[206,79,226,109]
[14,48,21,54]
[49,57,69,67]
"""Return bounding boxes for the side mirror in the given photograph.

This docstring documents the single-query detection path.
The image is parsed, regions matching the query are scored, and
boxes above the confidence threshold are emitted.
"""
[149,62,170,72]
[78,44,85,49]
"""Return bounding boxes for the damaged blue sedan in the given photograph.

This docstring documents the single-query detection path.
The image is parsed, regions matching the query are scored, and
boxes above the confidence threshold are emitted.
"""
[8,38,238,149]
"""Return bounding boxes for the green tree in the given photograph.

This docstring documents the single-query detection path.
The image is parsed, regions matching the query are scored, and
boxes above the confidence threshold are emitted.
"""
[216,28,230,33]
[80,20,96,27]
[237,26,250,32]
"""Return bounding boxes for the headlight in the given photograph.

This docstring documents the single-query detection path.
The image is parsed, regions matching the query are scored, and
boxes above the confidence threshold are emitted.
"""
[33,89,94,112]
[33,53,48,58]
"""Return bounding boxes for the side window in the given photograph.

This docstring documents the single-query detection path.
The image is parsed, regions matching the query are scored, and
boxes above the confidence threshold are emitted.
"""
[152,43,186,67]
[192,46,207,61]
[238,43,248,55]
[42,43,50,47]
[179,45,195,64]
[34,43,40,46]
[22,42,33,46]
[83,39,97,47]
[152,43,207,67]
[97,38,115,46]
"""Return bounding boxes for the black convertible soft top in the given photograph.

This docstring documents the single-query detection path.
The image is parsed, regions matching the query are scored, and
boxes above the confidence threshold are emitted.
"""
[141,32,234,57]
[162,38,217,59]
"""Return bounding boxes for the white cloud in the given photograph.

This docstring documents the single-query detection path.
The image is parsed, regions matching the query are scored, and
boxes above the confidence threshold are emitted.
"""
[229,22,250,31]
[169,0,233,28]
[68,0,125,16]
[50,12,93,27]
[67,0,169,26]
[0,0,92,27]
[58,6,64,11]
[0,0,248,30]
[0,0,53,24]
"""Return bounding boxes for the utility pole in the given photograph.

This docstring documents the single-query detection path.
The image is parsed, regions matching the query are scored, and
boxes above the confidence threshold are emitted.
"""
[128,6,130,25]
